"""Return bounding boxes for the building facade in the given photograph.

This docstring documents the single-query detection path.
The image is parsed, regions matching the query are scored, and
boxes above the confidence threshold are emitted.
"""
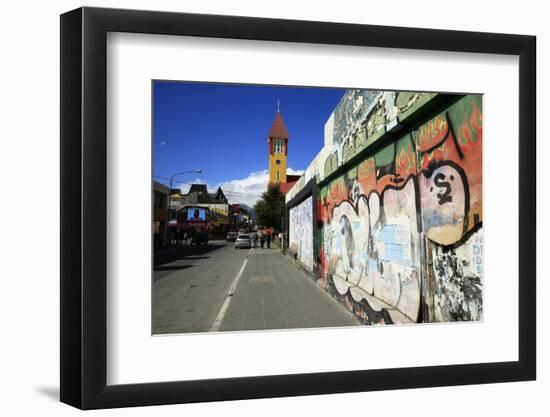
[169,184,231,238]
[153,181,170,247]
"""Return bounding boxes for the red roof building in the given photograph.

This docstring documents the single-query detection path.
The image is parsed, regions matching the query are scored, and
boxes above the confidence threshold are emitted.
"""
[267,108,300,194]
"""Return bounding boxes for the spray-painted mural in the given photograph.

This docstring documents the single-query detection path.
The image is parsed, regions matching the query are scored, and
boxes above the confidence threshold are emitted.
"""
[287,92,483,325]
[289,196,314,271]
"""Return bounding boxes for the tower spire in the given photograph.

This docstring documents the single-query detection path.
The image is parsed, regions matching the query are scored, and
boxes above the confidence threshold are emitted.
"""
[268,106,289,186]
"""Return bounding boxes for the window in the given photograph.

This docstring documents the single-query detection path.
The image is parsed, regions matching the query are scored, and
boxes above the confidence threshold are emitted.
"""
[276,171,280,181]
[273,138,284,154]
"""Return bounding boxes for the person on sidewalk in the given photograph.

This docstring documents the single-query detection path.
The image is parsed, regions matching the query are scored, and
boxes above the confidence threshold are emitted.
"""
[260,234,265,249]
[266,233,271,249]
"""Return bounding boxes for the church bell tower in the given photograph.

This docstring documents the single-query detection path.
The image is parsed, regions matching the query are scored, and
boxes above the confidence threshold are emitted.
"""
[268,105,289,184]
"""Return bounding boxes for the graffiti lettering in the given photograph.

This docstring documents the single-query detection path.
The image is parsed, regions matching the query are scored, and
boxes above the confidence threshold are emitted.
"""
[433,173,453,204]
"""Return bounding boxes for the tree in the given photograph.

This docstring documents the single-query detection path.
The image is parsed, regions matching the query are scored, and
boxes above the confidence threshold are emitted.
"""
[254,184,285,230]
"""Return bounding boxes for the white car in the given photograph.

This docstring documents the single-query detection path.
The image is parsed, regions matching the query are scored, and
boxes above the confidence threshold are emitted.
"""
[235,234,251,249]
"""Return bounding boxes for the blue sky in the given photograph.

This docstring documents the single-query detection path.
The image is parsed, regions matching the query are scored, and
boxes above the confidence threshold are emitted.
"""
[153,81,345,206]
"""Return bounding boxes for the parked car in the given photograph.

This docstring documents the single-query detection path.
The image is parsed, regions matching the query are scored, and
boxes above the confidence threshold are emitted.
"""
[235,234,251,249]
[191,231,209,245]
[226,231,238,242]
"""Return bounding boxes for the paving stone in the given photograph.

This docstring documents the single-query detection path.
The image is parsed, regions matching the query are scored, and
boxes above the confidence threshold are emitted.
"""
[217,249,360,332]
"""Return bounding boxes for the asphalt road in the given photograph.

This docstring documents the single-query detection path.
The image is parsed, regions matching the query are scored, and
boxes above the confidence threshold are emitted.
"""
[153,240,249,334]
[152,241,359,334]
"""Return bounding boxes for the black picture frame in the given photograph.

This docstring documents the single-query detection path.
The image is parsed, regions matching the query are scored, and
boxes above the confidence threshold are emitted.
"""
[60,6,536,410]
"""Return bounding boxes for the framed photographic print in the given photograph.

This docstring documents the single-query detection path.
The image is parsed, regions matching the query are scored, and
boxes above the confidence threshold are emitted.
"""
[60,6,536,410]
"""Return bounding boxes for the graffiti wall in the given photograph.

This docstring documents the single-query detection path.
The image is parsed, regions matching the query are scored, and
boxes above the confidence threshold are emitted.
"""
[430,228,483,322]
[285,90,438,202]
[287,92,483,324]
[289,196,314,271]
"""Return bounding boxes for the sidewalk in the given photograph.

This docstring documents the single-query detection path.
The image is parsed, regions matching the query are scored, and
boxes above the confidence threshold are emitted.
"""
[218,248,360,331]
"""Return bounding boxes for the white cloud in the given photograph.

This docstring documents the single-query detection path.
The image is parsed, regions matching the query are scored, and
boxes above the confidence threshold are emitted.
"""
[218,170,269,207]
[219,168,305,207]
[177,169,304,208]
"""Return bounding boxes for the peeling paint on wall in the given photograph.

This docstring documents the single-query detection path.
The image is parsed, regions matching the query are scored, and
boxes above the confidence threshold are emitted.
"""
[430,228,483,322]
[286,93,483,325]
[285,90,437,202]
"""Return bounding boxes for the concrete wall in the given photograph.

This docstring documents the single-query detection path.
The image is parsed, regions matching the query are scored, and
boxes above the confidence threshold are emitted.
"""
[286,91,483,324]
[288,196,314,271]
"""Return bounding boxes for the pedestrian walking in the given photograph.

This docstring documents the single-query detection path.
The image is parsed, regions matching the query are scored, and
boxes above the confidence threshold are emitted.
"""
[266,233,271,249]
[260,234,265,249]
[251,233,257,248]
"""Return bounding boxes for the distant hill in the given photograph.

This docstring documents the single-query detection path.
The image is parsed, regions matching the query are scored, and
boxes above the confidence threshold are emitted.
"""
[236,203,256,220]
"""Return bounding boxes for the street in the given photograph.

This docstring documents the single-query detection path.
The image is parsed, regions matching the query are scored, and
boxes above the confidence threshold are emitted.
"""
[152,241,360,334]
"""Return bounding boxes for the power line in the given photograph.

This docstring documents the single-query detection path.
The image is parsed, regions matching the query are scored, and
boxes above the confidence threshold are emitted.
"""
[153,175,265,197]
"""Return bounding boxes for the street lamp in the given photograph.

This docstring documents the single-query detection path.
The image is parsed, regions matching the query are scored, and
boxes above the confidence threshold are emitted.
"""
[169,169,203,191]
